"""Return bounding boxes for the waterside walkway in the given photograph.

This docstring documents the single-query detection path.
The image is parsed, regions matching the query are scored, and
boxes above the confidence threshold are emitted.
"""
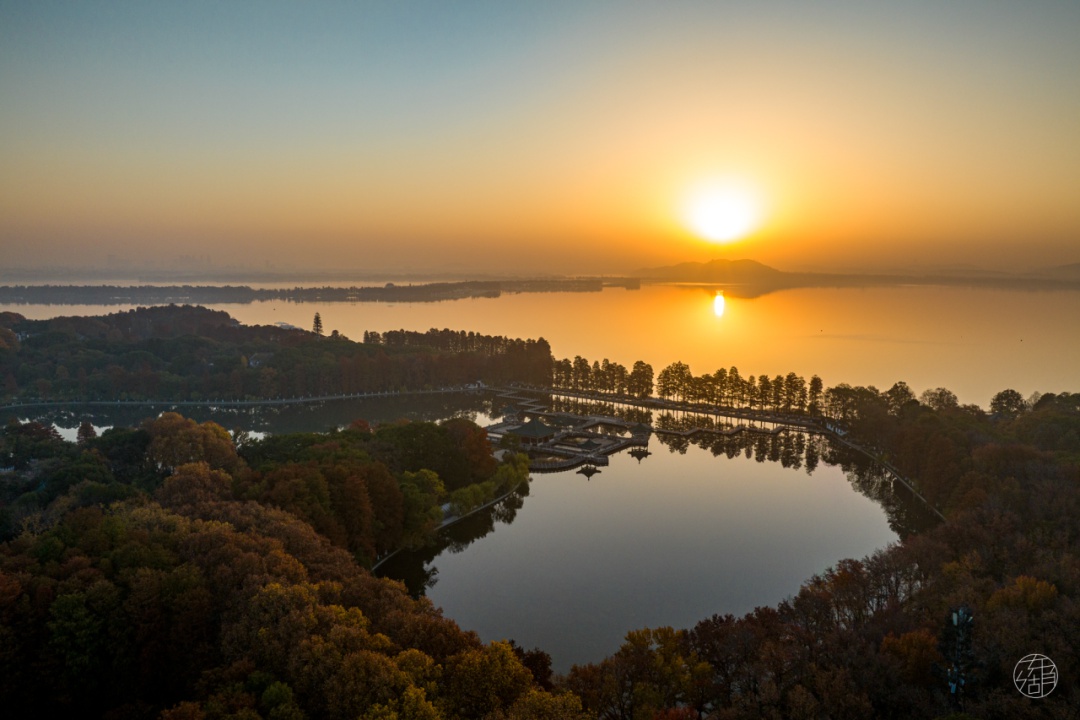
[0,385,477,413]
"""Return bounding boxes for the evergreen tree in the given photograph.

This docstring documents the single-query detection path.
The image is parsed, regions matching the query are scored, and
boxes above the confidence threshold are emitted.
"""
[312,312,324,336]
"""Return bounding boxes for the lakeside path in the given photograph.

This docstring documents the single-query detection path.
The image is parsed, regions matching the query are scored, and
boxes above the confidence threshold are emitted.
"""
[0,386,475,413]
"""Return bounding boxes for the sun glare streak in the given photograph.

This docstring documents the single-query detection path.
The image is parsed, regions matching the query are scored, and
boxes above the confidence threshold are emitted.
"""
[684,179,763,243]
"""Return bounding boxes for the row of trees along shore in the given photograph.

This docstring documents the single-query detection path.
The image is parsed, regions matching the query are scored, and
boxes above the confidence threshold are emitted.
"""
[551,354,1031,422]
[551,356,822,413]
[0,305,1039,427]
[552,354,1075,517]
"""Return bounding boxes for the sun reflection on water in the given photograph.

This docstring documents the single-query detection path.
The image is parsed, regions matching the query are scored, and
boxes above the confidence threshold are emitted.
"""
[713,293,726,318]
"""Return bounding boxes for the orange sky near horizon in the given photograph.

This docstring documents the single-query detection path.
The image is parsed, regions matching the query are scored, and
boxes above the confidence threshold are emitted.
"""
[2,1,1078,275]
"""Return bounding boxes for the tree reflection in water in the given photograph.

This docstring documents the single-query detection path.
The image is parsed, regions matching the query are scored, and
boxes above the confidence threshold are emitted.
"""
[378,483,529,596]
[381,428,937,596]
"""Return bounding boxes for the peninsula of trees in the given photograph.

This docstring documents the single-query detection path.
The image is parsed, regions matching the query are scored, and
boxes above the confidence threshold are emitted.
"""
[0,306,554,402]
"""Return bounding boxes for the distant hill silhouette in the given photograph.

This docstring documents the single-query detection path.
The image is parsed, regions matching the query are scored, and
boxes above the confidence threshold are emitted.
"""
[637,258,1080,297]
[1043,262,1080,280]
[636,259,788,283]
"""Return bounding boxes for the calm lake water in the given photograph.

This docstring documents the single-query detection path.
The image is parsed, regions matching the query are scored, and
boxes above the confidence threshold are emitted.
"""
[9,282,1079,406]
[377,425,932,671]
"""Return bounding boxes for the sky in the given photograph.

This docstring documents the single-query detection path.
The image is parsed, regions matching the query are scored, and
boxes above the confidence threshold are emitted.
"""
[2,0,1078,276]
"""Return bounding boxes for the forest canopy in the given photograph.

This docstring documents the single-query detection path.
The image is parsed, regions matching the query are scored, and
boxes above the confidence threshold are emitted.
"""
[2,307,1079,718]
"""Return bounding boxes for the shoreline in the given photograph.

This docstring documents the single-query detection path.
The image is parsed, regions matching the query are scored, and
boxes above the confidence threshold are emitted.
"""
[370,480,526,572]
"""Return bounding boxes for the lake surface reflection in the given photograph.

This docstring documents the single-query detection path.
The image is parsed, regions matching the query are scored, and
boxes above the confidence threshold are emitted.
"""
[379,427,936,672]
[10,283,1078,406]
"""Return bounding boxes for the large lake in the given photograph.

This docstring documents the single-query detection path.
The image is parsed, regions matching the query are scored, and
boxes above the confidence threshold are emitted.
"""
[10,282,1079,406]
[6,282,1076,669]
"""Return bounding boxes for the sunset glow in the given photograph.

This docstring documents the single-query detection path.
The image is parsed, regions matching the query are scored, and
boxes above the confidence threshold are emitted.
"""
[0,2,1077,274]
[685,181,763,243]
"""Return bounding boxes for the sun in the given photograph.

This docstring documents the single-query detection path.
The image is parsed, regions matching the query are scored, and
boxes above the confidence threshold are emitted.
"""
[683,180,762,243]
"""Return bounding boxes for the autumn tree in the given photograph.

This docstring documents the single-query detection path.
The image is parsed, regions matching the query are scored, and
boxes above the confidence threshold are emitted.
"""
[884,381,917,416]
[156,461,234,508]
[441,641,533,719]
[143,412,243,475]
[989,388,1026,418]
[920,387,959,412]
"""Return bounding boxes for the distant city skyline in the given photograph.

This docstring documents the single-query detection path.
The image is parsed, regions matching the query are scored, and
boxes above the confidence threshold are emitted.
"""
[2,1,1078,275]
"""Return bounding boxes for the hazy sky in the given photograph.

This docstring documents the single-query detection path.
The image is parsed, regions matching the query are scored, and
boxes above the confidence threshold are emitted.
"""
[2,1,1078,275]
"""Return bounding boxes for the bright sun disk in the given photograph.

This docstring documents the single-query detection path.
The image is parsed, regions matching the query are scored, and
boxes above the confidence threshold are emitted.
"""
[684,181,762,243]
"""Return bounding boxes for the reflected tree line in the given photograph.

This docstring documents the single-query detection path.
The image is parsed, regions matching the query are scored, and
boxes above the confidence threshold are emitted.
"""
[548,354,1080,520]
[553,391,1080,719]
[377,483,530,597]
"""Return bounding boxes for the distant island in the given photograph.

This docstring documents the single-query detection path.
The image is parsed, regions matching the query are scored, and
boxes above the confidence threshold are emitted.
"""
[0,277,640,306]
[637,258,1080,297]
[3,260,1078,306]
